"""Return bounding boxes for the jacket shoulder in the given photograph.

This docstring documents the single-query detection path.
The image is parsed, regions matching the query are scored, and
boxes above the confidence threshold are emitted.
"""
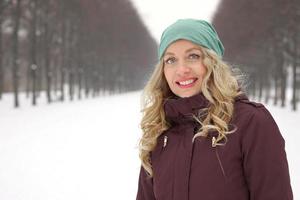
[234,92,264,108]
[238,99,264,108]
[233,95,269,127]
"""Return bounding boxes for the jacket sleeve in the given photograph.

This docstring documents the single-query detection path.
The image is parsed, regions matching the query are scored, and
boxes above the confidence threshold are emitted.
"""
[241,106,293,200]
[136,165,156,200]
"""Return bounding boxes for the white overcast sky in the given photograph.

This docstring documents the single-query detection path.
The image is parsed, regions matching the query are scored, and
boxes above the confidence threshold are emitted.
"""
[130,0,221,42]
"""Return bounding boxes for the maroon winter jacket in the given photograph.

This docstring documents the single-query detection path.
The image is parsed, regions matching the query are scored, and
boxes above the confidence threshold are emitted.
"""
[136,92,293,200]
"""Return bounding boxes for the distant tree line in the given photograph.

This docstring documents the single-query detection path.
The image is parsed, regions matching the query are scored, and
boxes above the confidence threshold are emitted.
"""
[0,0,157,107]
[213,0,300,110]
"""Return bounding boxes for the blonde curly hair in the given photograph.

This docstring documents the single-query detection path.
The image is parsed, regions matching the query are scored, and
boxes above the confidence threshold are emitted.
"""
[138,45,246,177]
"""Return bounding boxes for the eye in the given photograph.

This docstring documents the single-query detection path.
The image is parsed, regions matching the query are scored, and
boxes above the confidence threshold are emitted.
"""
[188,53,200,60]
[164,57,176,65]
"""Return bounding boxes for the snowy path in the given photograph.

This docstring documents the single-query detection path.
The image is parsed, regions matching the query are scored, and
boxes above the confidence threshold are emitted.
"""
[0,92,142,200]
[0,91,299,199]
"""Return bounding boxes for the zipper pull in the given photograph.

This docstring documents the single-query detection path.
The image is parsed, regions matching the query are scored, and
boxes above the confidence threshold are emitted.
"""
[212,136,224,147]
[163,136,168,148]
[212,136,217,147]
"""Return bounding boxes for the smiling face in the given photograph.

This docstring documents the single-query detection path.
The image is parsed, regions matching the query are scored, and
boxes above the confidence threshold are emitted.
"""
[163,39,207,98]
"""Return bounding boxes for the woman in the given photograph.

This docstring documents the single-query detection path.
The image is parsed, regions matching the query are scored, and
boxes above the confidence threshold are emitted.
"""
[136,19,293,200]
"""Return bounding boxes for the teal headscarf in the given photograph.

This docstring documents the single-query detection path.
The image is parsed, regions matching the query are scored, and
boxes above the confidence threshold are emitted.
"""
[158,19,224,60]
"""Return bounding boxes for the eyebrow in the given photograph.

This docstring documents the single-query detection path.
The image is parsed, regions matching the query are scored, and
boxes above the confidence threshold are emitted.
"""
[186,47,202,53]
[164,47,202,57]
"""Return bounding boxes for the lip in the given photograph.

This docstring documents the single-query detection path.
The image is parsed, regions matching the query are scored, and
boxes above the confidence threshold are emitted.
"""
[175,78,198,88]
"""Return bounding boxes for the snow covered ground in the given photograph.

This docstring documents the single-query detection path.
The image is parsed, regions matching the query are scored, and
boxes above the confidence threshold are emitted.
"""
[0,91,299,199]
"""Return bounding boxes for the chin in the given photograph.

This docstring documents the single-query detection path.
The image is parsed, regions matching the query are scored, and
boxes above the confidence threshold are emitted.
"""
[175,91,198,98]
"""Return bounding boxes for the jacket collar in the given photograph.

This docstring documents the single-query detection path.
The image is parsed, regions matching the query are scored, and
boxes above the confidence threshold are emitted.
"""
[163,92,210,125]
[163,91,248,125]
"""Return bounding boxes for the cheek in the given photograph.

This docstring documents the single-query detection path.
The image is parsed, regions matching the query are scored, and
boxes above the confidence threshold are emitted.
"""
[196,63,207,76]
[163,67,173,84]
[201,67,207,76]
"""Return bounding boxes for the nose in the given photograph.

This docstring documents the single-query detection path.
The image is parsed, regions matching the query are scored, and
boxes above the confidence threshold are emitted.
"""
[176,63,191,76]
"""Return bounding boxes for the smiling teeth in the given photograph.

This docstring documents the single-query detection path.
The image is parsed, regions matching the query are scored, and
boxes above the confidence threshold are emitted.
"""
[179,79,194,85]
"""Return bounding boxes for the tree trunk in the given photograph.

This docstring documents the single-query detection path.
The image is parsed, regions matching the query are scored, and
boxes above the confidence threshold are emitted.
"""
[274,74,279,106]
[291,31,298,111]
[0,1,4,99]
[44,0,51,103]
[264,77,271,104]
[30,0,38,105]
[279,57,286,107]
[12,0,22,108]
[60,3,66,102]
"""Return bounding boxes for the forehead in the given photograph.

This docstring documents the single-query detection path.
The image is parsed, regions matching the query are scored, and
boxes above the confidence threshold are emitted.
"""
[165,39,202,55]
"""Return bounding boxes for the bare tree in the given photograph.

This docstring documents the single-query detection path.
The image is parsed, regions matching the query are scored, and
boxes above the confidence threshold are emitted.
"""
[28,0,37,105]
[213,0,300,110]
[1,0,157,107]
[12,0,22,108]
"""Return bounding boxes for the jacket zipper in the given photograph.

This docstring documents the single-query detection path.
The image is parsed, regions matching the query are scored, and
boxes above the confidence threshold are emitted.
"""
[212,137,227,180]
